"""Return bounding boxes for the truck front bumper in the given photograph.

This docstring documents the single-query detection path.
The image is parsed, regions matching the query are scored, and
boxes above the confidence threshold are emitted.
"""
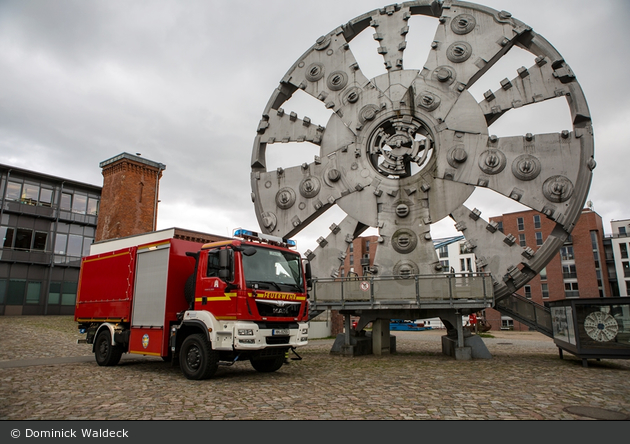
[233,322,308,350]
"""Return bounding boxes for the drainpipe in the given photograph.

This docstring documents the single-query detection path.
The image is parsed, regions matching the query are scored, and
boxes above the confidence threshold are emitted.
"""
[44,181,65,315]
[152,164,165,232]
[0,168,11,225]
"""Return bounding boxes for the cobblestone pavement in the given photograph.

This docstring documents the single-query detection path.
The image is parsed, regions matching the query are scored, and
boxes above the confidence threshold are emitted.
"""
[1,316,629,420]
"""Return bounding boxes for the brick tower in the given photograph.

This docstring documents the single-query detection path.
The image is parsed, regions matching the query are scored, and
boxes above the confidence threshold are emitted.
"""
[95,153,166,242]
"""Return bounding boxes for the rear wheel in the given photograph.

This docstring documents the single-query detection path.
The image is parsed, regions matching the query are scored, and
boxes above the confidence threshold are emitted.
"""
[179,333,218,380]
[250,355,285,373]
[94,329,123,366]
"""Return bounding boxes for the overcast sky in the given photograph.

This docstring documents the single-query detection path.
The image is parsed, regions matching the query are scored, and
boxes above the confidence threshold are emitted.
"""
[1,0,629,255]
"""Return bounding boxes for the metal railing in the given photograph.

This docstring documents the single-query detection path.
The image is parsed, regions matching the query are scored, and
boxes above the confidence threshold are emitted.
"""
[309,272,494,309]
[495,293,553,337]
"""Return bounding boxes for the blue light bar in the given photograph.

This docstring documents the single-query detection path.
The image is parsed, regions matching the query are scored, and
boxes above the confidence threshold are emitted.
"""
[233,228,296,248]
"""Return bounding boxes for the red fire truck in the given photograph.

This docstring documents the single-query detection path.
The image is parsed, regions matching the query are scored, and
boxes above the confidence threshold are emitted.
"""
[75,229,310,380]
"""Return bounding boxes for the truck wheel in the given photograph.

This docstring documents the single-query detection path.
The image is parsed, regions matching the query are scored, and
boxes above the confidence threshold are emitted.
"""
[250,355,285,373]
[94,330,123,366]
[179,333,218,380]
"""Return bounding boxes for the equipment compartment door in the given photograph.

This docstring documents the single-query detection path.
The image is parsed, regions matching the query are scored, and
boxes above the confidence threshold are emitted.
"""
[131,243,170,328]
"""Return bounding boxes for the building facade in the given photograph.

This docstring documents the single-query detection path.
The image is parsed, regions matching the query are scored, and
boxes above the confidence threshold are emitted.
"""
[1,164,101,315]
[485,208,611,331]
[606,219,630,297]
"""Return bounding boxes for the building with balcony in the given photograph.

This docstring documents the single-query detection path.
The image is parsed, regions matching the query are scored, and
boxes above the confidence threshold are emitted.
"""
[485,207,612,331]
[605,219,630,297]
[1,164,101,315]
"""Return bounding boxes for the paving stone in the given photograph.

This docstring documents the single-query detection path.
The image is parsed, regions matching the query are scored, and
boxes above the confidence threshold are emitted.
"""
[1,316,629,420]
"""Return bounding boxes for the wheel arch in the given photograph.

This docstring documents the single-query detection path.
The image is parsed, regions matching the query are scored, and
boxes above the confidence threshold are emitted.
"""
[92,323,116,353]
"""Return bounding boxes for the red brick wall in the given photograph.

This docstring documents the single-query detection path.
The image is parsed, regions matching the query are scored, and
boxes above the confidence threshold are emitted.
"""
[96,159,163,242]
[486,208,607,332]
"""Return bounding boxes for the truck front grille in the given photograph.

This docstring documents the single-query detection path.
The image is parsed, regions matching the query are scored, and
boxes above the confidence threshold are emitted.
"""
[266,336,291,345]
[255,300,301,317]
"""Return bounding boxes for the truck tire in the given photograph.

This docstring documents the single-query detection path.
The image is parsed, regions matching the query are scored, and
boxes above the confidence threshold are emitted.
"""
[179,333,218,380]
[250,355,285,373]
[94,330,123,366]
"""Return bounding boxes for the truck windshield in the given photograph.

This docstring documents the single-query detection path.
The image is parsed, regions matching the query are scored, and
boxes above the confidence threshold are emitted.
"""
[242,246,303,292]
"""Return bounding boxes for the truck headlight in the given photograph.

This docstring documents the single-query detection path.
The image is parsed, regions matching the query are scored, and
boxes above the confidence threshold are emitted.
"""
[300,328,308,335]
[238,329,254,336]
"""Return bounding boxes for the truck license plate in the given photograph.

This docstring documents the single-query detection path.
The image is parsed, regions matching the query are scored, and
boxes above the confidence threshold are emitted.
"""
[272,329,289,336]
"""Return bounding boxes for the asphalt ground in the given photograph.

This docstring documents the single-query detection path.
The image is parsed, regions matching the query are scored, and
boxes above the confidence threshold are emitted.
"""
[1,316,629,421]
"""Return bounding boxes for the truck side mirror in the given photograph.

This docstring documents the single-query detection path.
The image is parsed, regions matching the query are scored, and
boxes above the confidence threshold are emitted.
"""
[305,261,312,290]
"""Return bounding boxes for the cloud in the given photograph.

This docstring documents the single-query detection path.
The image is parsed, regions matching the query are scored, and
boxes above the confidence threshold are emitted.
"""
[1,0,628,260]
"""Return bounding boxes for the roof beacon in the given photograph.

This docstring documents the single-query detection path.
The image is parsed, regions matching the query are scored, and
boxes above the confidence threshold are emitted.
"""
[233,228,297,248]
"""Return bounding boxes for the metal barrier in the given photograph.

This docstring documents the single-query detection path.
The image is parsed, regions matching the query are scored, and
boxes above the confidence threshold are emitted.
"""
[495,293,553,337]
[310,273,494,310]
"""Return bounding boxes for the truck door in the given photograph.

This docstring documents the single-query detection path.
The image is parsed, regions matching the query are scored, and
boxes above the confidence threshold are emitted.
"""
[196,248,237,317]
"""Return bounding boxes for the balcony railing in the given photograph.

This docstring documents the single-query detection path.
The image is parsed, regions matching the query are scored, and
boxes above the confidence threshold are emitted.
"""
[564,290,580,298]
[562,272,578,279]
[310,272,494,310]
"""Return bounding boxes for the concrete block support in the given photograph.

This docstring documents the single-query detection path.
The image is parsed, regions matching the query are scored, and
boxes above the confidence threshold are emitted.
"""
[372,319,391,356]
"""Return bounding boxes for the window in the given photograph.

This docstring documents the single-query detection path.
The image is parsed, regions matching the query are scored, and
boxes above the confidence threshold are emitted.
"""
[533,215,541,229]
[66,234,83,257]
[467,257,472,272]
[497,221,503,233]
[1,227,15,248]
[524,285,532,299]
[501,318,514,330]
[349,243,353,252]
[72,193,88,214]
[32,232,47,251]
[564,282,579,298]
[87,197,99,216]
[206,251,220,277]
[6,181,21,201]
[517,217,524,231]
[0,279,6,304]
[21,183,39,205]
[61,282,78,306]
[460,258,466,272]
[349,254,354,265]
[539,267,547,281]
[438,245,448,258]
[560,246,574,261]
[14,228,33,251]
[535,232,543,246]
[7,279,26,305]
[440,260,449,271]
[39,188,53,207]
[562,264,577,279]
[54,233,68,255]
[620,226,627,236]
[340,268,344,278]
[365,241,369,252]
[541,283,549,299]
[48,282,61,305]
[519,234,526,247]
[620,243,628,259]
[60,193,72,211]
[623,262,630,278]
[26,282,42,304]
[82,238,93,257]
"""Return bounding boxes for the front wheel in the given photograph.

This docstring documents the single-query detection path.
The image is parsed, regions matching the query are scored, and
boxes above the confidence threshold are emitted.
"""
[250,355,285,373]
[94,329,123,366]
[179,333,218,380]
